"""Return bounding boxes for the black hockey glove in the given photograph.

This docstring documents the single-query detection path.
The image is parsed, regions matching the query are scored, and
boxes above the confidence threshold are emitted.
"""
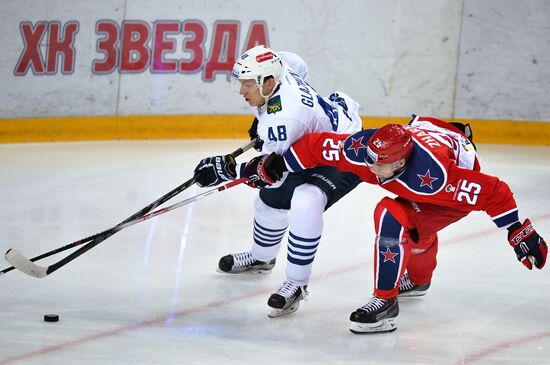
[194,155,236,187]
[241,153,286,188]
[449,122,476,150]
[507,219,547,270]
[248,117,264,152]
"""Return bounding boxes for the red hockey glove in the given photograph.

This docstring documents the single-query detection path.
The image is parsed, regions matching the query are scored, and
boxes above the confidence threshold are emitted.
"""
[242,153,286,188]
[507,219,547,270]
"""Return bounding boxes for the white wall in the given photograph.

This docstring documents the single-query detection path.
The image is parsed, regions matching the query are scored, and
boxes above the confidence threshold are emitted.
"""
[1,0,549,121]
[456,0,550,120]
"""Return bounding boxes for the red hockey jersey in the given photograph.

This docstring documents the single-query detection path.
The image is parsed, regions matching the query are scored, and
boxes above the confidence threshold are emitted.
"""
[283,116,519,228]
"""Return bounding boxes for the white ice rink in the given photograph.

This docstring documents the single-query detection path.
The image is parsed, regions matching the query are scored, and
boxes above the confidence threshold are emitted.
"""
[0,140,549,365]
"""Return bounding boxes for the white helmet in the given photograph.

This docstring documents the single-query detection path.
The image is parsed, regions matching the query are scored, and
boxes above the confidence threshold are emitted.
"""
[232,45,283,91]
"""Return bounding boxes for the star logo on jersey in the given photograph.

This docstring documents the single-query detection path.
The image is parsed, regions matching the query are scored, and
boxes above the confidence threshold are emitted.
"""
[381,247,399,263]
[417,169,439,189]
[347,136,366,155]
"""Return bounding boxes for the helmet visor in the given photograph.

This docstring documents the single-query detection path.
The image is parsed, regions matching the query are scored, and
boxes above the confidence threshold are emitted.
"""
[365,146,378,166]
[230,76,260,93]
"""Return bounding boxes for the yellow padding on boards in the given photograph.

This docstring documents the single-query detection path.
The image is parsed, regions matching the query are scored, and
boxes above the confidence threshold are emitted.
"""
[0,115,549,145]
[0,115,250,142]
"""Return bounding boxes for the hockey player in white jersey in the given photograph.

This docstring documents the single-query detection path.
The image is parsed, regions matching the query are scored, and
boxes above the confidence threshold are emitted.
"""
[194,45,363,317]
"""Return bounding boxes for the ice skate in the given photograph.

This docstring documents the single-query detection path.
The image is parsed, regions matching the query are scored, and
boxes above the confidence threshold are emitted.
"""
[398,273,431,297]
[217,251,275,274]
[267,281,308,318]
[349,297,399,334]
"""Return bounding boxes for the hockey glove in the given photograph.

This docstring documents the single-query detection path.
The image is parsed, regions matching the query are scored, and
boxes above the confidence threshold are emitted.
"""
[248,117,264,152]
[507,219,547,270]
[241,153,286,188]
[194,155,236,187]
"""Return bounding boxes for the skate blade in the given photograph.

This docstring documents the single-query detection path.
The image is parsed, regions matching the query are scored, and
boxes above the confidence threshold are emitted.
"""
[267,302,301,318]
[398,291,427,298]
[349,318,397,334]
[215,267,273,275]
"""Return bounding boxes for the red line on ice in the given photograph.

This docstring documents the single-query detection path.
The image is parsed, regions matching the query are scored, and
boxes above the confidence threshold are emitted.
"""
[1,213,549,365]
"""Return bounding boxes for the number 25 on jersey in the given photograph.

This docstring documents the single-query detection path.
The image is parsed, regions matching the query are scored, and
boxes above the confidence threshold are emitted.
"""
[456,179,481,205]
[322,138,341,161]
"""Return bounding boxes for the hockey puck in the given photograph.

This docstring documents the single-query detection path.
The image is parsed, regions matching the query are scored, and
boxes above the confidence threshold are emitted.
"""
[44,314,59,322]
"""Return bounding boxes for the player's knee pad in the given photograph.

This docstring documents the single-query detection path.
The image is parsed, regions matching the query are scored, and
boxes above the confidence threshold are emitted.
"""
[290,184,328,216]
[373,198,411,250]
[287,185,326,237]
[375,198,425,246]
[254,195,289,226]
[374,197,410,231]
[412,233,438,252]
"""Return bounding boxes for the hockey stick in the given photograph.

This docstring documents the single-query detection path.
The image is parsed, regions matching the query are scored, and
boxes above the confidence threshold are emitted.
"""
[5,177,255,278]
[1,139,256,277]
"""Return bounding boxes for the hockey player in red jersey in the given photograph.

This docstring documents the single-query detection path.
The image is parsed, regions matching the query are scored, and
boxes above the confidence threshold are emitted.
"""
[239,115,547,334]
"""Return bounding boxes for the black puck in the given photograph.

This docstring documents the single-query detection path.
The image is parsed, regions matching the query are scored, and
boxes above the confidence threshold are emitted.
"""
[44,314,59,322]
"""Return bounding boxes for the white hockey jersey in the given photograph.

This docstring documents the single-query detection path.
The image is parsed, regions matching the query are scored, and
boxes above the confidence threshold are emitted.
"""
[253,60,362,156]
[236,53,362,186]
[279,51,309,81]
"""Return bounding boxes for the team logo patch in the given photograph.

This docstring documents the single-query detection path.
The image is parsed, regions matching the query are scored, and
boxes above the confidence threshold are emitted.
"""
[267,95,282,114]
[256,52,273,62]
[445,184,456,193]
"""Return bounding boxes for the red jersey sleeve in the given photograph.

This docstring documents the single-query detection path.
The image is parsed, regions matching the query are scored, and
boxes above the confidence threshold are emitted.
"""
[282,129,381,184]
[283,132,350,171]
[444,162,519,227]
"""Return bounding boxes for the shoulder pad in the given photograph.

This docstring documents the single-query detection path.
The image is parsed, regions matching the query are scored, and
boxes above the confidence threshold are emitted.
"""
[396,141,447,195]
[342,129,377,165]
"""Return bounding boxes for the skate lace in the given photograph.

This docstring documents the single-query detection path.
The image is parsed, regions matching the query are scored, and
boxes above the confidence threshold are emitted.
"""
[233,252,255,267]
[399,273,415,291]
[360,297,387,312]
[276,281,308,300]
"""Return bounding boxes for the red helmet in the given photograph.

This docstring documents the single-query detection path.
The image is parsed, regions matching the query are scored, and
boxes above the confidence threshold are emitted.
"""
[366,124,413,164]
